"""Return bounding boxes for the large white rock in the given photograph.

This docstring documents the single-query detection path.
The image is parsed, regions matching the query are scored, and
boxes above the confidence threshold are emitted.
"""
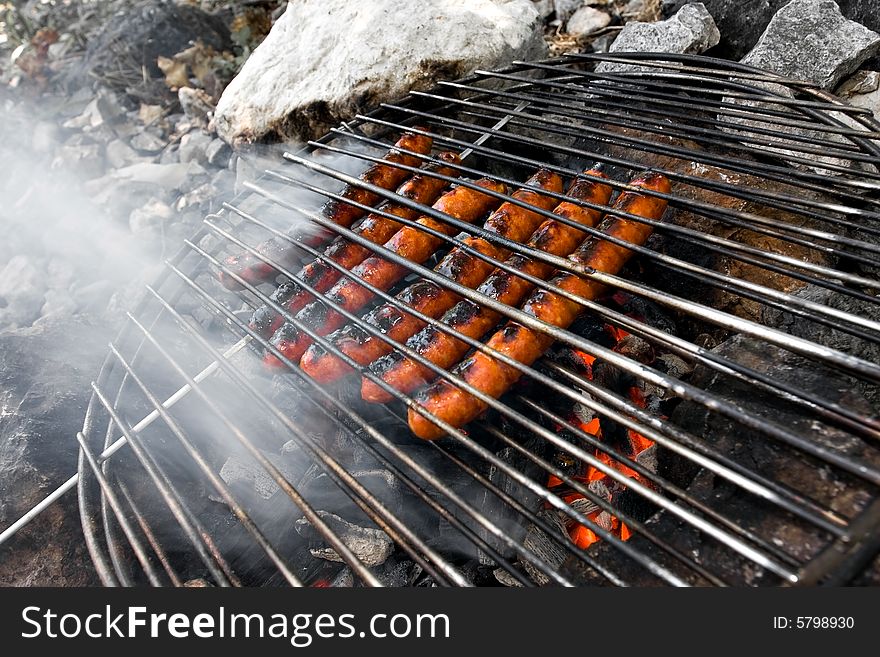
[214,0,547,145]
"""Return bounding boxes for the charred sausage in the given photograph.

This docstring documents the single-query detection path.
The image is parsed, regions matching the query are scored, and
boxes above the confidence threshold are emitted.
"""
[262,177,511,368]
[300,170,567,382]
[276,170,562,367]
[407,171,670,440]
[298,236,503,382]
[248,152,461,337]
[363,167,612,402]
[218,130,433,290]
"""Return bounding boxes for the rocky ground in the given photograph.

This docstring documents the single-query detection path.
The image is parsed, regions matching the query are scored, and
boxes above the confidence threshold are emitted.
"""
[0,0,878,585]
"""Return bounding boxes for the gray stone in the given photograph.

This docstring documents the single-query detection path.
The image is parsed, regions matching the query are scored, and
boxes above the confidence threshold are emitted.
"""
[71,280,116,314]
[663,0,880,63]
[51,142,104,180]
[31,121,61,154]
[178,130,213,164]
[566,6,611,37]
[661,0,790,59]
[837,70,880,118]
[532,0,555,19]
[722,0,880,175]
[590,32,618,52]
[159,144,180,165]
[105,139,140,169]
[0,314,106,586]
[598,3,720,73]
[554,0,584,22]
[214,0,547,144]
[40,289,78,319]
[45,258,77,291]
[175,182,218,213]
[128,198,174,234]
[112,161,204,190]
[0,255,47,330]
[178,86,215,128]
[741,0,880,89]
[130,130,167,154]
[205,138,231,168]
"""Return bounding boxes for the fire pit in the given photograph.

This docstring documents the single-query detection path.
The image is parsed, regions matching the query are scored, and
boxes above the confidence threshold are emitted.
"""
[70,53,880,587]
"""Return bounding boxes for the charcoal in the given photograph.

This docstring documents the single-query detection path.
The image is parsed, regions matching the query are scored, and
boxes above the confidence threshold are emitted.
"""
[376,557,423,587]
[567,334,880,586]
[519,509,570,585]
[329,567,355,588]
[217,450,302,501]
[762,283,880,407]
[295,511,394,567]
[473,442,547,566]
[493,567,525,587]
[570,496,601,517]
[298,468,404,528]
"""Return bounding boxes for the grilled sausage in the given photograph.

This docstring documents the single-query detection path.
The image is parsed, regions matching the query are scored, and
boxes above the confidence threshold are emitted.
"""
[262,177,511,369]
[300,171,567,382]
[299,236,504,382]
[362,168,612,402]
[408,171,670,440]
[248,152,462,337]
[276,170,563,367]
[218,130,433,290]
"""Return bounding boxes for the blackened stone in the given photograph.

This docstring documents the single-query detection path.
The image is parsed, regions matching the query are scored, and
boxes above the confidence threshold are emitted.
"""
[0,314,112,585]
[79,0,231,101]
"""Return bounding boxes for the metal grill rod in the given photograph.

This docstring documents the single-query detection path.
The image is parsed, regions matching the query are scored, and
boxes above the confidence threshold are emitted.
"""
[273,153,880,386]
[88,381,241,585]
[448,76,880,174]
[104,339,313,586]
[226,172,879,484]
[332,122,880,255]
[0,105,531,556]
[142,281,480,588]
[201,211,698,584]
[0,338,249,549]
[327,124,880,299]
[165,252,589,587]
[212,206,848,540]
[76,431,164,586]
[288,140,880,336]
[256,161,880,442]
[211,201,844,580]
[363,113,880,265]
[234,179,880,487]
[560,52,841,88]
[117,482,184,586]
[313,134,880,328]
[196,216,657,585]
[493,60,880,135]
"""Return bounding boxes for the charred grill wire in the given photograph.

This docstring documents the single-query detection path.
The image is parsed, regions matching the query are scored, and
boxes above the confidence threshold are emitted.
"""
[63,53,880,587]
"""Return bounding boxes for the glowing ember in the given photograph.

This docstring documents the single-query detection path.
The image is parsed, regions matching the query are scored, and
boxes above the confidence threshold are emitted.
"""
[550,323,654,550]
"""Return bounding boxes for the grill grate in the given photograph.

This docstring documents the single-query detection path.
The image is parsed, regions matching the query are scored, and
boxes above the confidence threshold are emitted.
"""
[63,53,880,587]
